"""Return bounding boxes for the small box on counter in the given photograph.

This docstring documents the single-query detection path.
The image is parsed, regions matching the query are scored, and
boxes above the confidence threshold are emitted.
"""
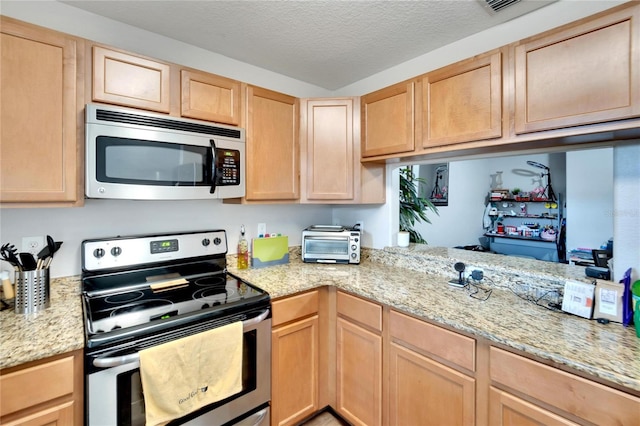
[561,280,595,319]
[593,279,624,323]
[251,235,289,269]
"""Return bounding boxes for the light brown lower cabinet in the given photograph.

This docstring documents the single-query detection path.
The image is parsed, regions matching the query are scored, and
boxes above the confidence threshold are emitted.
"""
[335,292,383,426]
[489,387,579,426]
[388,342,475,426]
[0,350,83,425]
[271,290,320,426]
[272,289,640,426]
[489,346,640,426]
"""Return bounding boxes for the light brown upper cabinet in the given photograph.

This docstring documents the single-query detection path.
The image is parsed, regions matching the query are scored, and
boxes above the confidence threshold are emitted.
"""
[514,4,640,134]
[300,98,385,204]
[361,81,415,157]
[0,17,83,206]
[92,45,171,113]
[180,69,241,125]
[245,86,300,201]
[422,50,502,147]
[301,98,355,201]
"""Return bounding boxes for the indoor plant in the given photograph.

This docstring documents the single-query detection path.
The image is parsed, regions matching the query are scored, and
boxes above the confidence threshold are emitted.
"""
[399,166,439,244]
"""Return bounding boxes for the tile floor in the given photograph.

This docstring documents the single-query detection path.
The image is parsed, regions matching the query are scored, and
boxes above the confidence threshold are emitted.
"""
[300,410,349,426]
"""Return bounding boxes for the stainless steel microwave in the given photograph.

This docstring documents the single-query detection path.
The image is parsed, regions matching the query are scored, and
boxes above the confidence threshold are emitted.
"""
[85,104,245,200]
[302,225,361,264]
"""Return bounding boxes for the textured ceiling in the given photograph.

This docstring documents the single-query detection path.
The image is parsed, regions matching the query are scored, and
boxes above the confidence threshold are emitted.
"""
[60,0,556,90]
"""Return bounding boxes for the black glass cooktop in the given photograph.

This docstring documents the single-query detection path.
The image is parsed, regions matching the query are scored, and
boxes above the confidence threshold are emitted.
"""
[83,272,265,335]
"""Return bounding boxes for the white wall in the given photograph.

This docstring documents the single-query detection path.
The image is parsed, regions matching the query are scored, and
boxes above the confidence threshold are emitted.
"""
[0,201,331,278]
[566,148,614,252]
[415,160,488,247]
[612,143,640,281]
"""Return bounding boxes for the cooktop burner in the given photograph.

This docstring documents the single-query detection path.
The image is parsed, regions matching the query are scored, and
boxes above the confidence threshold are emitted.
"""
[81,230,270,349]
[84,273,263,335]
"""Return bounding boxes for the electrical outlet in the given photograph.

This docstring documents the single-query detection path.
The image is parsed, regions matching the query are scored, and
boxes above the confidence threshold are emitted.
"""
[355,221,364,232]
[257,223,266,237]
[22,236,45,257]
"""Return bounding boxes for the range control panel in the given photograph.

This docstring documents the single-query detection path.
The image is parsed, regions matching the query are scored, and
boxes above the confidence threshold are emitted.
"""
[82,230,227,272]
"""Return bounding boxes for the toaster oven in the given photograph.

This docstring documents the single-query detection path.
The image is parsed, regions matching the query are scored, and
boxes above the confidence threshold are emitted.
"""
[302,225,360,264]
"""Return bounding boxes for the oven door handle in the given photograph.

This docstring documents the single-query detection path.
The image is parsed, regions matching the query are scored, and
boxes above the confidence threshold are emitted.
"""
[92,309,270,368]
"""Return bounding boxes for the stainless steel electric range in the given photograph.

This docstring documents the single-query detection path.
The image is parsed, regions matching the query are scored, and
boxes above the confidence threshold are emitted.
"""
[81,230,271,426]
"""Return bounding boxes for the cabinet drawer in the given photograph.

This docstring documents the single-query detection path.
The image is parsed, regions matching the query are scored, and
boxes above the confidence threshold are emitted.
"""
[0,356,74,417]
[490,347,640,425]
[272,290,319,327]
[390,310,475,372]
[337,291,382,332]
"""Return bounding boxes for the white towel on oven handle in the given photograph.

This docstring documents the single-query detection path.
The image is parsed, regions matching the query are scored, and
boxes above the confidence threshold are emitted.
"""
[139,321,243,426]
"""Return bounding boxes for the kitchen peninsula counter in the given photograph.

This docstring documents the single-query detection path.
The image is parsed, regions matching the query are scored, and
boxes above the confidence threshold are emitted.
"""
[228,246,640,394]
[1,247,638,397]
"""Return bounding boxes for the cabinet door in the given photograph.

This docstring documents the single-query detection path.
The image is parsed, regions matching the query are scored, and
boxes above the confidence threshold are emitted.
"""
[489,387,578,426]
[301,98,355,201]
[336,317,382,426]
[271,315,318,426]
[181,69,241,125]
[2,401,74,426]
[388,343,475,426]
[245,86,299,201]
[0,18,81,204]
[423,51,502,147]
[92,45,171,113]
[514,5,640,133]
[361,81,415,157]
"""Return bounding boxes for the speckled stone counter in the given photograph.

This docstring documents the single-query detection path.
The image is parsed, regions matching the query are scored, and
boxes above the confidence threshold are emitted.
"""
[0,276,84,369]
[228,246,640,394]
[2,246,638,396]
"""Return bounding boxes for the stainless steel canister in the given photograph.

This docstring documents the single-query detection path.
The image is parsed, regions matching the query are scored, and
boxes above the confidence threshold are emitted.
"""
[15,269,50,314]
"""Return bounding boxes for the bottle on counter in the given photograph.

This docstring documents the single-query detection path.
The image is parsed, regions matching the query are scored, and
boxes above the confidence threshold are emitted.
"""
[237,225,249,270]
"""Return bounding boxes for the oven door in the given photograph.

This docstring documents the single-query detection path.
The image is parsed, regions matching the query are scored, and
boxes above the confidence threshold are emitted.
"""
[86,310,270,426]
[302,236,350,263]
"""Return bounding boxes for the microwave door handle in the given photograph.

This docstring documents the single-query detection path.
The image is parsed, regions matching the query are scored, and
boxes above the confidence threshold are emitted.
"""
[92,310,270,368]
[209,139,217,194]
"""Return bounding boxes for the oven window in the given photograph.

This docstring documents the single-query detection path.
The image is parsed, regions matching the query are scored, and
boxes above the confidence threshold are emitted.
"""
[116,331,257,426]
[97,136,210,186]
[305,238,348,255]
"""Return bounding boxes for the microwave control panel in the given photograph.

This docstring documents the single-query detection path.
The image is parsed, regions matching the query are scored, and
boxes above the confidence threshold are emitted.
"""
[215,148,241,186]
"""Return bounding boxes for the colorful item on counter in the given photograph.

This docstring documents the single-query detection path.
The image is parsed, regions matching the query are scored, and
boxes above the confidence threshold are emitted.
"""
[251,235,289,269]
[620,268,633,327]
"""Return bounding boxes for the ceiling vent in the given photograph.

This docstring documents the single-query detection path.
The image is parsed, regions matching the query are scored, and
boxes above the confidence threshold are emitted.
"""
[482,0,522,13]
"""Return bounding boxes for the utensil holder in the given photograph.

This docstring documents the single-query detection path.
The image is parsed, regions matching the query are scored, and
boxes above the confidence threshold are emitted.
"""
[15,269,50,314]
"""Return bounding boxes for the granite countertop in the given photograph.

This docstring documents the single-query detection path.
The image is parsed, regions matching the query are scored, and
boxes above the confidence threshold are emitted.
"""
[0,275,84,369]
[228,246,640,393]
[1,246,638,397]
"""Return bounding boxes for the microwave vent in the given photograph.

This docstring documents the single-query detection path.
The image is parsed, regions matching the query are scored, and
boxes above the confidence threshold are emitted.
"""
[96,109,242,139]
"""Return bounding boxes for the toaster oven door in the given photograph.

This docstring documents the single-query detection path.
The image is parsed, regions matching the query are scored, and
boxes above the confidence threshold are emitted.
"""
[303,236,350,263]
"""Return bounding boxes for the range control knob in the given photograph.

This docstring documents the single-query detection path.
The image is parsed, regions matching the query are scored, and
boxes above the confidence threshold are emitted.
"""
[351,245,357,251]
[351,253,357,259]
[111,246,122,257]
[202,238,211,247]
[93,248,105,259]
[213,237,222,246]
